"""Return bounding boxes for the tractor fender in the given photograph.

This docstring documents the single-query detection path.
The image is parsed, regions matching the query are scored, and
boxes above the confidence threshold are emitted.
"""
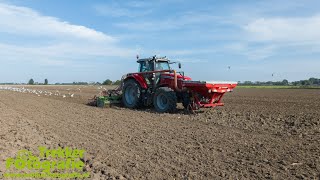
[124,74,148,89]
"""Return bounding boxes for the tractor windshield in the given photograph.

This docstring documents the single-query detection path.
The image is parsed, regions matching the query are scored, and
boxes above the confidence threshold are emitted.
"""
[155,61,170,71]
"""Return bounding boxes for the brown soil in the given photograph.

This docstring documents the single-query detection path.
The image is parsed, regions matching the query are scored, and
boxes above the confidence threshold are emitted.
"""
[0,86,319,179]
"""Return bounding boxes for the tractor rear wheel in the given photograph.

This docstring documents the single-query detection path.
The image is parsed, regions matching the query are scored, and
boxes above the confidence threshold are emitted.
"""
[122,79,142,108]
[153,87,177,113]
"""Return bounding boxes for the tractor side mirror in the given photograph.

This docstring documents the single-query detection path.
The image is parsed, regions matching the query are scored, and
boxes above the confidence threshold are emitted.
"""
[178,62,182,69]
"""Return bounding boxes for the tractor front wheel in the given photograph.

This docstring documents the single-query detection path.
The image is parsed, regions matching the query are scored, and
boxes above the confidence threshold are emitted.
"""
[153,87,177,113]
[122,79,142,108]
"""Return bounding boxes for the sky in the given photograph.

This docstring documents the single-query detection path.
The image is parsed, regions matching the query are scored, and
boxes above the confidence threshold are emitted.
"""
[0,0,320,83]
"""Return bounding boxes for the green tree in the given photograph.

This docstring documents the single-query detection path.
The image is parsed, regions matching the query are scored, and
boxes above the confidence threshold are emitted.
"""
[308,78,320,85]
[113,80,122,85]
[28,79,34,85]
[102,79,112,85]
[243,81,253,85]
[301,80,310,86]
[44,79,48,85]
[282,79,289,85]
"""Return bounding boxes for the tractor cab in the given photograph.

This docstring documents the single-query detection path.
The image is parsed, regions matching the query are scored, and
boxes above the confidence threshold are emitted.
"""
[137,56,171,72]
[136,56,178,87]
[135,56,186,86]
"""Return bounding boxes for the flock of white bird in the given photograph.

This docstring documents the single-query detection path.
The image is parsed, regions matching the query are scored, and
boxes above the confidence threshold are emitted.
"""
[0,86,76,98]
[97,86,107,91]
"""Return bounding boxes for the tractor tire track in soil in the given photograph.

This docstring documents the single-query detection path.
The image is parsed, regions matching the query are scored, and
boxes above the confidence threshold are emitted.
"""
[0,88,319,179]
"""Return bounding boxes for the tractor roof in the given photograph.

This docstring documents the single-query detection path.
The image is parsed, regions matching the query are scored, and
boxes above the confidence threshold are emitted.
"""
[137,56,170,63]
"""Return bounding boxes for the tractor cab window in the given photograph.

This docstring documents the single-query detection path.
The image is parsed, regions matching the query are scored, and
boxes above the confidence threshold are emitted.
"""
[138,61,146,72]
[138,60,170,72]
[139,61,154,72]
[155,61,170,71]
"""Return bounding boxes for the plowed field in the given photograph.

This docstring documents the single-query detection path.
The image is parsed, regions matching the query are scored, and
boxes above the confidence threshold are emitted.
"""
[0,85,319,179]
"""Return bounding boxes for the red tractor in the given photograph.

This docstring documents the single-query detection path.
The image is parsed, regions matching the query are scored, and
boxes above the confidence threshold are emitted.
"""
[120,56,237,113]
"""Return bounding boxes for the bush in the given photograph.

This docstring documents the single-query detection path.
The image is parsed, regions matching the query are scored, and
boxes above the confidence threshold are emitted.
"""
[113,80,122,85]
[102,79,112,85]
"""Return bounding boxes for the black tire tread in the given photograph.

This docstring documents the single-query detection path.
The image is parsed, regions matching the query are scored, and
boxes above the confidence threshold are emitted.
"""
[122,79,143,108]
[153,87,177,113]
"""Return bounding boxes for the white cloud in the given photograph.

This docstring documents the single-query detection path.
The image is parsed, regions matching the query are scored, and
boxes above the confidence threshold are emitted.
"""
[161,48,220,56]
[0,3,134,67]
[244,14,320,43]
[125,1,152,8]
[235,58,320,81]
[178,58,208,63]
[93,0,185,18]
[0,3,114,42]
[93,3,152,18]
[116,12,225,31]
[223,43,277,60]
[0,42,133,64]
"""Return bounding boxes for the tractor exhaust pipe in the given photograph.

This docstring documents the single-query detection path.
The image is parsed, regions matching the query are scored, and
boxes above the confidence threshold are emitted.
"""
[173,70,183,92]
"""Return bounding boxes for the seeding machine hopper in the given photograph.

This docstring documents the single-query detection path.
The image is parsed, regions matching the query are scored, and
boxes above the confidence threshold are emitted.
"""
[90,56,237,113]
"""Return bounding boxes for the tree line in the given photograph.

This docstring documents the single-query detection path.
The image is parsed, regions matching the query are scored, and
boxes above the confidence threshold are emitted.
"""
[27,78,48,85]
[3,77,317,86]
[239,77,320,86]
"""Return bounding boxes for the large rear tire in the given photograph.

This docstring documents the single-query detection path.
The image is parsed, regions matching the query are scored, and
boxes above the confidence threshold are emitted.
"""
[122,79,143,108]
[153,87,177,113]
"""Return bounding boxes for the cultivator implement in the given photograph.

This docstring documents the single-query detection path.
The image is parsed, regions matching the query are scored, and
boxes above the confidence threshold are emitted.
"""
[88,85,122,108]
